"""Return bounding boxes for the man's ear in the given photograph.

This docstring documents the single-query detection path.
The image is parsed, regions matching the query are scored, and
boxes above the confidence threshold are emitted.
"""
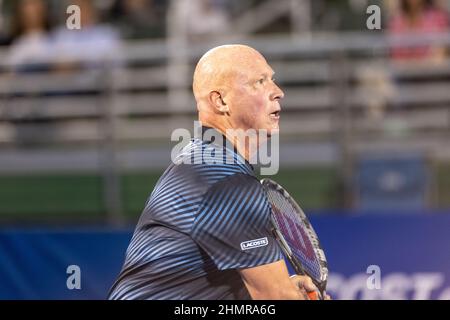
[210,91,229,113]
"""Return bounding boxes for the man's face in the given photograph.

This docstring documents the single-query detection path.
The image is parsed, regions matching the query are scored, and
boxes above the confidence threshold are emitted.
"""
[225,54,284,136]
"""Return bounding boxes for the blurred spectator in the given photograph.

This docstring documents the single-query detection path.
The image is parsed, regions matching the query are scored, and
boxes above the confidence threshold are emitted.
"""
[0,0,12,45]
[3,0,59,147]
[6,0,53,72]
[52,0,123,69]
[356,64,395,121]
[389,0,449,64]
[184,0,230,41]
[111,0,166,40]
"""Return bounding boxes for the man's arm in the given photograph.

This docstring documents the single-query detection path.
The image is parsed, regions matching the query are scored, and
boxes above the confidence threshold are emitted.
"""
[238,259,310,300]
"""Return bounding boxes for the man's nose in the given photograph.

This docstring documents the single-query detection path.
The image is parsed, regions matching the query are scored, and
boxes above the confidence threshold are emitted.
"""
[270,83,284,101]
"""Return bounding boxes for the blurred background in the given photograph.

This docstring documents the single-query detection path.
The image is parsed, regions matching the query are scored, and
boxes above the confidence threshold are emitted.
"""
[0,0,449,300]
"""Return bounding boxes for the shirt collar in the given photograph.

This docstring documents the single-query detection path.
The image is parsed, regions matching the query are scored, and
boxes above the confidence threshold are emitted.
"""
[200,125,255,171]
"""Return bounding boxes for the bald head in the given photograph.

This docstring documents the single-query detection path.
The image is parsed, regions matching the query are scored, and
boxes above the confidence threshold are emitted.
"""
[192,44,283,140]
[192,45,267,106]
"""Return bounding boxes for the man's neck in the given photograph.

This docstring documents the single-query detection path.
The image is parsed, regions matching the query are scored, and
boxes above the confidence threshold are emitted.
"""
[199,120,263,163]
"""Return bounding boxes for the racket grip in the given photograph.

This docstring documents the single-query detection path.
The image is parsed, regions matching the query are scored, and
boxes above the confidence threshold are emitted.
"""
[307,291,319,300]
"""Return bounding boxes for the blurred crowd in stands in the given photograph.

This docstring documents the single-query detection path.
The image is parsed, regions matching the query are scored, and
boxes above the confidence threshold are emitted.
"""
[0,1,448,209]
[0,0,448,70]
[0,0,243,71]
[389,0,449,64]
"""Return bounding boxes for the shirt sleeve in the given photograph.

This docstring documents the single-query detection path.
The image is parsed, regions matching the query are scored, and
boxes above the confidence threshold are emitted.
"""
[190,173,283,270]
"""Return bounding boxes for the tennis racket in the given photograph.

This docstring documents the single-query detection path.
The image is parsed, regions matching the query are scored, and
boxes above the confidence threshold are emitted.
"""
[261,178,328,300]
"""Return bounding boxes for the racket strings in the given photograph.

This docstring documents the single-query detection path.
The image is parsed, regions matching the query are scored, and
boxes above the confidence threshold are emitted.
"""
[266,188,323,282]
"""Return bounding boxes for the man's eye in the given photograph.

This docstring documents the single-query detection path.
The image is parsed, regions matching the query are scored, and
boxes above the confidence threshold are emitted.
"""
[257,78,265,84]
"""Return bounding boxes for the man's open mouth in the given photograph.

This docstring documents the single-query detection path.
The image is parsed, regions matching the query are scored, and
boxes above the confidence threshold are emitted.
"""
[270,111,280,119]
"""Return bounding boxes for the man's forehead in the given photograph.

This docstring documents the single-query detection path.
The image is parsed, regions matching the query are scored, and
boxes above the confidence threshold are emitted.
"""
[259,70,276,77]
[234,59,274,79]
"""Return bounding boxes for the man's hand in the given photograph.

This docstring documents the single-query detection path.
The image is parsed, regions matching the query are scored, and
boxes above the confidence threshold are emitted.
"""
[289,275,331,300]
[239,260,332,300]
[240,260,311,299]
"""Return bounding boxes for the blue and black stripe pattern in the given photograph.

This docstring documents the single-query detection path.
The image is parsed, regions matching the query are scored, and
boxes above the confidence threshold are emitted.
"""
[108,127,282,300]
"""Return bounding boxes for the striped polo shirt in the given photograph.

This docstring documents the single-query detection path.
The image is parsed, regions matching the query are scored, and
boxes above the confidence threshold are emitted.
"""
[108,126,282,300]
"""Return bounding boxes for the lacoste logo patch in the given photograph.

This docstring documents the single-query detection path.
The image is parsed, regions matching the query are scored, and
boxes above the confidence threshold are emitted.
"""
[240,237,268,251]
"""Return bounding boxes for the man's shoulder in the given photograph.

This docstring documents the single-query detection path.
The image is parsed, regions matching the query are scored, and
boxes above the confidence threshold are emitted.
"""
[206,171,264,195]
[171,139,255,179]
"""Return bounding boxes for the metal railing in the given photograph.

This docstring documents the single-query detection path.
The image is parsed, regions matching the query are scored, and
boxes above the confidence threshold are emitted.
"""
[0,31,449,222]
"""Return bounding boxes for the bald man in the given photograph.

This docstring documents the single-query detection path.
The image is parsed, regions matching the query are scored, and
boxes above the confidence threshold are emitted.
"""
[108,45,317,300]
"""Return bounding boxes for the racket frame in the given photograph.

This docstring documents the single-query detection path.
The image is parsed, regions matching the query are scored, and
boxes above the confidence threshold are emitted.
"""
[261,178,329,299]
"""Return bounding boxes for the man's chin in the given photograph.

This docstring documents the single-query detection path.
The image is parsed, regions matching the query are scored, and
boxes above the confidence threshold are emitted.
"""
[268,125,280,136]
[258,127,279,138]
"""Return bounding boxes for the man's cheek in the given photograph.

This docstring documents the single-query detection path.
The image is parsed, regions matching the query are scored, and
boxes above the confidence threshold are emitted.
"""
[255,99,267,117]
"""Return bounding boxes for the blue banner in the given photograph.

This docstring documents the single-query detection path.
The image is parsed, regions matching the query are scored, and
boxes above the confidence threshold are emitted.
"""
[0,228,131,300]
[1,213,449,300]
[313,213,450,300]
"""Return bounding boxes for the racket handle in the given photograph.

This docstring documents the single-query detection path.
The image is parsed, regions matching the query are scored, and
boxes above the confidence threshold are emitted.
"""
[307,291,319,300]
